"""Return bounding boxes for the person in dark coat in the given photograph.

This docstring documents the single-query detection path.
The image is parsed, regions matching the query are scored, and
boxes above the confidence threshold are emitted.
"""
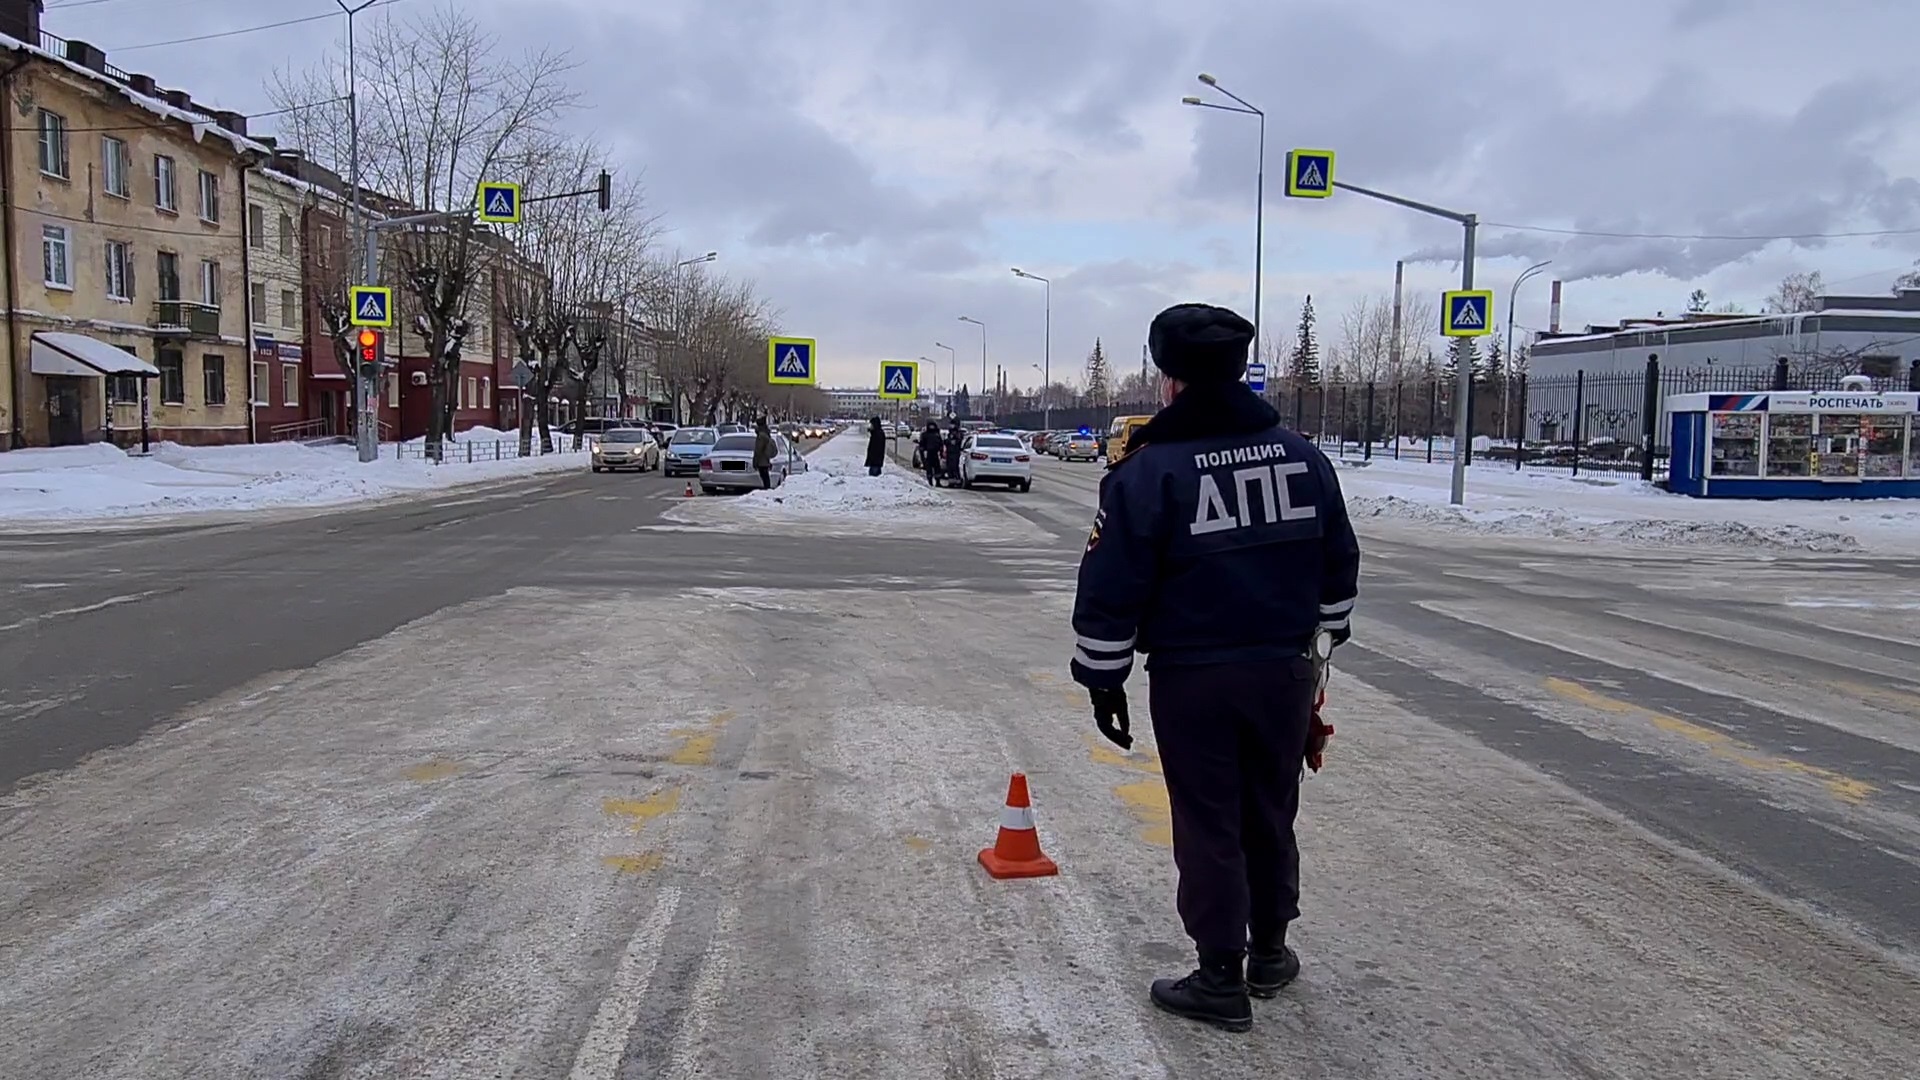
[944,418,965,481]
[1070,302,1360,1034]
[917,422,945,485]
[864,417,887,476]
[752,416,776,489]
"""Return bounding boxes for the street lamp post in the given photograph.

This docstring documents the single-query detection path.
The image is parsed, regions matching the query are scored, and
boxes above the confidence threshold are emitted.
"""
[1011,268,1052,431]
[338,0,382,463]
[933,342,956,411]
[1504,260,1551,444]
[1182,74,1265,354]
[957,316,987,416]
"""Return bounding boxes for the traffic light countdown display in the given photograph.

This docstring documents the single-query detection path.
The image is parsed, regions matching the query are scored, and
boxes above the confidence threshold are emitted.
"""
[357,328,383,381]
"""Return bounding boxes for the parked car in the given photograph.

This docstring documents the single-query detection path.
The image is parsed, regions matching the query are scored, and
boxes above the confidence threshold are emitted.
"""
[699,432,808,494]
[663,427,719,477]
[959,433,1032,491]
[590,428,661,473]
[559,417,636,437]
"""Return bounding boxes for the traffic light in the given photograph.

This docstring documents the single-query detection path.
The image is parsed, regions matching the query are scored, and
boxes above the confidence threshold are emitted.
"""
[597,169,611,212]
[357,328,382,381]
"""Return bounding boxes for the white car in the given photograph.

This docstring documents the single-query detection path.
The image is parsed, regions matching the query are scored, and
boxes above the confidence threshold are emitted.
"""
[698,431,809,494]
[959,433,1032,491]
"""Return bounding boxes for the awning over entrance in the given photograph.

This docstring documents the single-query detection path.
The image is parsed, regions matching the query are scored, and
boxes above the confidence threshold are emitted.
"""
[28,332,161,377]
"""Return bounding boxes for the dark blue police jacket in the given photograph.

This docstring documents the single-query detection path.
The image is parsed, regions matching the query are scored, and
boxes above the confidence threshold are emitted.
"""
[1070,382,1361,691]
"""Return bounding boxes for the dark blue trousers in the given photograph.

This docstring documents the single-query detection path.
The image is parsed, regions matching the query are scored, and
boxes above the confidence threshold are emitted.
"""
[1149,656,1316,954]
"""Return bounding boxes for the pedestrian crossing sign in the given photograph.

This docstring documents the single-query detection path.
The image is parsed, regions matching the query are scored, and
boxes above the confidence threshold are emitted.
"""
[1285,149,1335,198]
[1441,289,1494,337]
[347,285,393,328]
[767,336,817,385]
[878,361,918,400]
[476,181,522,223]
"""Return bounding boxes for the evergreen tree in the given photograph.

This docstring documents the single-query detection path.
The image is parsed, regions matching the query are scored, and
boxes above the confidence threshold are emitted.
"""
[1686,288,1709,313]
[1286,295,1321,385]
[1085,338,1111,405]
[1479,336,1504,386]
[954,385,970,419]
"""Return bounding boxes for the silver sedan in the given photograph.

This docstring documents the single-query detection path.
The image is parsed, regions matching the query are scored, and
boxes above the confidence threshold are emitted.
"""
[698,432,808,493]
[589,428,661,473]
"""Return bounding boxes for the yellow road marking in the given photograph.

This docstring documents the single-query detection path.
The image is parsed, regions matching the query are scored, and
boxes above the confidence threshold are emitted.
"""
[666,711,733,766]
[1544,677,1876,804]
[903,835,933,853]
[404,760,459,782]
[603,787,682,829]
[1086,734,1173,846]
[601,852,665,874]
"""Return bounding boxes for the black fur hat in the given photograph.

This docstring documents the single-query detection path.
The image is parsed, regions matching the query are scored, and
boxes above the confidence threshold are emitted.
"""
[1147,303,1255,384]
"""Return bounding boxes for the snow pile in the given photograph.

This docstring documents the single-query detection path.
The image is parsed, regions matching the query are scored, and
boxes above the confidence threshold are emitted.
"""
[733,468,954,515]
[1329,452,1920,554]
[0,438,582,527]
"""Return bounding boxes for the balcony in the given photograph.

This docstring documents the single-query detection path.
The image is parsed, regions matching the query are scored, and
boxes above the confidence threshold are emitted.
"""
[152,300,222,338]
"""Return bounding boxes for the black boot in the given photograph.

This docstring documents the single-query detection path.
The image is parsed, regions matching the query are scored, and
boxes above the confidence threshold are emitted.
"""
[1149,948,1252,1033]
[1246,930,1301,999]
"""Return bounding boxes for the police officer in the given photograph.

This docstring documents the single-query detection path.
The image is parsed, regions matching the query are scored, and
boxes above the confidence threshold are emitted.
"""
[1070,302,1360,1033]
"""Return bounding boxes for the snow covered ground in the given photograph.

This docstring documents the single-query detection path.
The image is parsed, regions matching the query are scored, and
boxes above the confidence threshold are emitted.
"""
[0,432,582,529]
[1325,450,1920,555]
[661,427,1046,541]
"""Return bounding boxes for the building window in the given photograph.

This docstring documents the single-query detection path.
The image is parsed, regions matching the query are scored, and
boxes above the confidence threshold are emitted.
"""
[386,373,399,408]
[317,224,332,267]
[280,289,297,329]
[42,225,70,288]
[202,355,227,406]
[250,281,267,322]
[102,136,129,198]
[156,251,180,300]
[282,363,299,406]
[105,240,132,300]
[247,204,265,248]
[109,374,140,404]
[197,170,220,223]
[279,213,295,257]
[466,377,478,409]
[1859,355,1898,380]
[200,260,221,306]
[158,347,186,404]
[482,377,491,408]
[252,360,270,405]
[37,109,67,178]
[154,154,177,212]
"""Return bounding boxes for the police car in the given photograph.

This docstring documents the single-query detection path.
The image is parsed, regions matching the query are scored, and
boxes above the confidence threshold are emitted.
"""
[958,433,1032,491]
[1057,428,1100,462]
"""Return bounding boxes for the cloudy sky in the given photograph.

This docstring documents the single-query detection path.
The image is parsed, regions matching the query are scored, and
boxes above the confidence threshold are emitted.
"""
[46,0,1920,390]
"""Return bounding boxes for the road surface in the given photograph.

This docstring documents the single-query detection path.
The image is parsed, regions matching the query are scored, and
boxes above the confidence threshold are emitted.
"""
[1,436,1916,1079]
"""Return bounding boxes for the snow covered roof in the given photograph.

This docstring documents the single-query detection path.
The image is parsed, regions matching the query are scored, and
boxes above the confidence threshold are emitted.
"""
[0,31,270,158]
[30,332,160,377]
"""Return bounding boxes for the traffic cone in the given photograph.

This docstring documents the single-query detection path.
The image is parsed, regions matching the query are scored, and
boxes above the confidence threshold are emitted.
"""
[978,772,1058,879]
[684,481,694,498]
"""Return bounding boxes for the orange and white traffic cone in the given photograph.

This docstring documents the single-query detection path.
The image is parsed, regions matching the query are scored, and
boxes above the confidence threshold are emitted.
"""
[978,772,1058,879]
[684,481,695,498]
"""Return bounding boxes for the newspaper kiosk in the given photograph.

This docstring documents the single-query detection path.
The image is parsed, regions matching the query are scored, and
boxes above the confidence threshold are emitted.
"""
[1667,380,1920,499]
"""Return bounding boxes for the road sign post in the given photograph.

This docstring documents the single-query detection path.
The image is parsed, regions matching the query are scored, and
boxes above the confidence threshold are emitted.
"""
[879,361,918,400]
[768,336,817,385]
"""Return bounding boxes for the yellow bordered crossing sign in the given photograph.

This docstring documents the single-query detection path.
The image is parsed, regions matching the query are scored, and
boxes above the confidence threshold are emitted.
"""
[348,285,393,328]
[476,181,522,223]
[1284,149,1335,198]
[1441,289,1494,337]
[878,360,918,400]
[767,337,817,385]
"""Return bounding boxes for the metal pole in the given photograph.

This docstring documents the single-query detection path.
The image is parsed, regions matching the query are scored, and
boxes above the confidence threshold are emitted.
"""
[340,0,379,463]
[1042,277,1051,431]
[1448,215,1476,505]
[1252,109,1264,353]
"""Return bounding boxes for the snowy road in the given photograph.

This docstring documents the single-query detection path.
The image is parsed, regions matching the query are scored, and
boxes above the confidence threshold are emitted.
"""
[1,431,1917,1078]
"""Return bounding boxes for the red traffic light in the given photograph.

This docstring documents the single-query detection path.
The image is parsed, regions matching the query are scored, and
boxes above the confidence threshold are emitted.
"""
[357,328,380,362]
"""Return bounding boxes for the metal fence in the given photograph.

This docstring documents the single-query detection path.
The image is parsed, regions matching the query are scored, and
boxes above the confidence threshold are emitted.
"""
[390,438,586,464]
[1006,357,1920,481]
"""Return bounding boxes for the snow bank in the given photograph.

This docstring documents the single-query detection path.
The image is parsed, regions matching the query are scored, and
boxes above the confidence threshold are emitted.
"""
[1329,452,1920,554]
[0,438,582,527]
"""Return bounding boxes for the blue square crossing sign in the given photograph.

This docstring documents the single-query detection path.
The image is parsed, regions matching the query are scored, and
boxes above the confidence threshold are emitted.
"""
[767,336,816,385]
[1441,289,1494,337]
[476,181,521,223]
[878,361,918,400]
[1284,149,1335,198]
[1245,361,1267,393]
[348,285,392,328]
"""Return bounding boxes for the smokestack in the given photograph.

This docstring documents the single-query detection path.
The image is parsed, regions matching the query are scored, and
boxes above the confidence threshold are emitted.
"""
[1389,260,1404,375]
[1549,280,1563,334]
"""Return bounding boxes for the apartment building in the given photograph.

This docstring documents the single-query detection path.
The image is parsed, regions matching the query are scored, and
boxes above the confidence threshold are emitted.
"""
[0,3,264,449]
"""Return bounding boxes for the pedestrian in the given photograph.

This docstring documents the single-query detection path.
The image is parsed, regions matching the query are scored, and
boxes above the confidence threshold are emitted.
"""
[918,421,945,486]
[752,415,776,490]
[944,417,965,483]
[864,417,887,477]
[1069,302,1360,1034]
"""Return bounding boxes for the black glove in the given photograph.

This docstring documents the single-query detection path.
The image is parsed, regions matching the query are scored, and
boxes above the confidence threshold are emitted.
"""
[1090,687,1131,749]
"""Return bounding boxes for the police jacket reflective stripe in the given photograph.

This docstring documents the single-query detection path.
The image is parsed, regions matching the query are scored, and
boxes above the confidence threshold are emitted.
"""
[1069,383,1360,691]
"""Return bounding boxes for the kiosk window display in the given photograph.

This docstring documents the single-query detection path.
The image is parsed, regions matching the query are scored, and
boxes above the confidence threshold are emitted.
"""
[1668,387,1920,499]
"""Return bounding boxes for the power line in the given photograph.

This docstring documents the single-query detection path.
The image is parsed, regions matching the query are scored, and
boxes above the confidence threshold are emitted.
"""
[107,0,407,55]
[1485,220,1920,243]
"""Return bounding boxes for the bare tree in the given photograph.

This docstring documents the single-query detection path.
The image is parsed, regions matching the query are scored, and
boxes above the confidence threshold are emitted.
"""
[268,5,580,458]
[1764,270,1824,315]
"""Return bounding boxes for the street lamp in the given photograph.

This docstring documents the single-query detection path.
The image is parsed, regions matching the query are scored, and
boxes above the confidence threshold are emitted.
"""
[933,341,956,403]
[676,251,718,268]
[1182,73,1266,355]
[957,316,987,415]
[1504,260,1551,444]
[1011,268,1052,430]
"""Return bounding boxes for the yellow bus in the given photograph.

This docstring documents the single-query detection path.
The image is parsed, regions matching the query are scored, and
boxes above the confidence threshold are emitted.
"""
[1106,414,1152,463]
